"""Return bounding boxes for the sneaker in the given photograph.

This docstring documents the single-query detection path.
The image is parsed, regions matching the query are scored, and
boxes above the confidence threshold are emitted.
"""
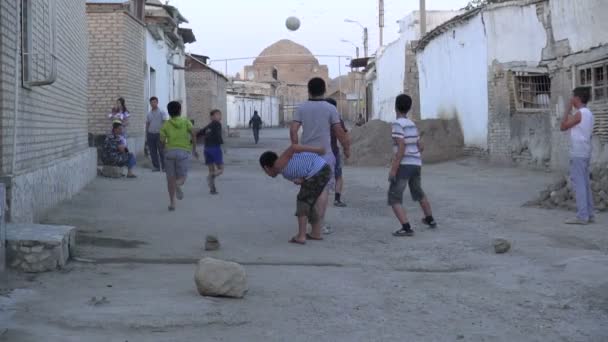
[422,217,437,229]
[334,200,347,208]
[322,225,333,235]
[176,186,184,200]
[564,218,588,225]
[393,228,415,237]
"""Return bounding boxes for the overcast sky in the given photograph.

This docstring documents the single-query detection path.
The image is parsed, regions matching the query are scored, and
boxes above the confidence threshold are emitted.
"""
[167,0,470,78]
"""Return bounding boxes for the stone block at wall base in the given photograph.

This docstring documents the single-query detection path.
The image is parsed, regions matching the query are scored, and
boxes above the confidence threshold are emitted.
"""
[6,224,76,273]
[100,165,125,178]
[8,148,97,223]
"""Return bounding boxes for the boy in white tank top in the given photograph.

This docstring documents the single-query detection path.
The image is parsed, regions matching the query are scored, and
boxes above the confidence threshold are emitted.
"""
[560,87,595,225]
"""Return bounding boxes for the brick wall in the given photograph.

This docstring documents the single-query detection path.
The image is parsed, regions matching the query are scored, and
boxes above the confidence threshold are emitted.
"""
[185,67,227,129]
[487,63,512,163]
[87,5,145,146]
[1,0,89,175]
[0,0,97,222]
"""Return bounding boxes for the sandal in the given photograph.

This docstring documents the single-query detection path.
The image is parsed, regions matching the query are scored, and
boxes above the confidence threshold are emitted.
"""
[306,233,323,241]
[127,174,137,179]
[168,206,175,212]
[289,237,306,245]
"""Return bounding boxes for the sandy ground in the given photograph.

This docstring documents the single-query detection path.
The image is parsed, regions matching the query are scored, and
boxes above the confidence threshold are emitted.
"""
[1,128,607,342]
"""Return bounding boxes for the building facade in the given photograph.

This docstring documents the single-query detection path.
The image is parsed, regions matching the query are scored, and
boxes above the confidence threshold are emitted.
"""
[243,39,330,124]
[185,54,228,128]
[416,0,608,169]
[0,0,97,222]
[86,0,147,154]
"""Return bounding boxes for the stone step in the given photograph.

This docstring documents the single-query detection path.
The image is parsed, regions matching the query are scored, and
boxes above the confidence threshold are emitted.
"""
[6,224,76,273]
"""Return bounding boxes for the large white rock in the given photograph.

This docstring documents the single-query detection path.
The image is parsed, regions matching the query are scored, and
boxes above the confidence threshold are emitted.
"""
[194,258,247,298]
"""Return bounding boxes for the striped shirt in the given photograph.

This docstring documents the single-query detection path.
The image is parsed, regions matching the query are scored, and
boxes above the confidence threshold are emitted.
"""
[392,117,422,166]
[281,152,327,181]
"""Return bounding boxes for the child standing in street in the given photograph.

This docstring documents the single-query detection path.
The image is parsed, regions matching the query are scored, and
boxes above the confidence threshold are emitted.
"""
[388,94,437,237]
[259,144,330,244]
[200,110,224,195]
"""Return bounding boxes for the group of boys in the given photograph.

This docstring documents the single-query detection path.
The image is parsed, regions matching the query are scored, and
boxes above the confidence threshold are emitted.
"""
[260,78,437,244]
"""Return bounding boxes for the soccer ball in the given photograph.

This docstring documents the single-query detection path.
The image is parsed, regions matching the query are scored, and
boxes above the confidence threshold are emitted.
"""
[286,16,301,31]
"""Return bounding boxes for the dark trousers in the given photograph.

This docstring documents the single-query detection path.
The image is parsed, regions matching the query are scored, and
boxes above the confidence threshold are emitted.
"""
[147,132,164,170]
[253,128,260,144]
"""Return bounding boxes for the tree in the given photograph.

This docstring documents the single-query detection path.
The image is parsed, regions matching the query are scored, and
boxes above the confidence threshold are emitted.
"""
[463,0,501,10]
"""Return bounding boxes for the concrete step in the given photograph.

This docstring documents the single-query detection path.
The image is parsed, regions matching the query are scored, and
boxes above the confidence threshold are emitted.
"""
[6,224,76,273]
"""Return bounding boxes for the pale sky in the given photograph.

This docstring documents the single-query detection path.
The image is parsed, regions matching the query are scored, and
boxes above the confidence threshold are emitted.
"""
[167,0,470,78]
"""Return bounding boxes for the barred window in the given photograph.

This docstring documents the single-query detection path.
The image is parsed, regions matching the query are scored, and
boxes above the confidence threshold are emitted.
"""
[514,73,551,111]
[579,62,608,102]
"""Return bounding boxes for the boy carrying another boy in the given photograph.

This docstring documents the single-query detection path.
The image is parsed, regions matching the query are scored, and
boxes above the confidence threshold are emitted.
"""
[259,145,330,245]
[160,101,199,211]
[389,94,437,237]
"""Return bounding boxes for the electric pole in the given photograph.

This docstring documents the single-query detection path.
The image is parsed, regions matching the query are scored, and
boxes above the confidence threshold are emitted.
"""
[379,0,384,47]
[420,0,427,36]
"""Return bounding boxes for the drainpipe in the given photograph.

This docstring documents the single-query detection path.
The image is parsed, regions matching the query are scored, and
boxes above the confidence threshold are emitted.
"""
[11,0,21,176]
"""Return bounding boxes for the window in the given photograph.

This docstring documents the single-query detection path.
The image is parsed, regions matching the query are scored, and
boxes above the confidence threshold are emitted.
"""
[21,0,54,87]
[514,73,551,110]
[579,62,608,102]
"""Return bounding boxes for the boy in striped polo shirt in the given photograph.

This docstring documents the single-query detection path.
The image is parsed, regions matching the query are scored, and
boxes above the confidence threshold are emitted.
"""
[388,94,437,237]
[260,145,330,245]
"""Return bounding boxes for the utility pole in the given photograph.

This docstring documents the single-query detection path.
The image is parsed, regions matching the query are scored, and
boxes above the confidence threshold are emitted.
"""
[420,0,427,36]
[363,27,369,57]
[379,0,384,46]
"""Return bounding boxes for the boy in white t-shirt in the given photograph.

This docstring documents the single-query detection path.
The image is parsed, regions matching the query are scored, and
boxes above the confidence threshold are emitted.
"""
[560,87,595,225]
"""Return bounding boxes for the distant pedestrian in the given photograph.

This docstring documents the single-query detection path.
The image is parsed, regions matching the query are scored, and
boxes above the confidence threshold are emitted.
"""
[108,97,130,135]
[325,98,350,207]
[290,78,350,235]
[199,110,224,195]
[160,101,199,211]
[259,144,329,244]
[101,122,137,178]
[249,110,263,144]
[355,114,365,127]
[388,94,436,237]
[560,87,595,225]
[146,96,169,172]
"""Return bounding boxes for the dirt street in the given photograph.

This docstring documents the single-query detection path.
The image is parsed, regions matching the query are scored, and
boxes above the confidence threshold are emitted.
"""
[1,128,607,342]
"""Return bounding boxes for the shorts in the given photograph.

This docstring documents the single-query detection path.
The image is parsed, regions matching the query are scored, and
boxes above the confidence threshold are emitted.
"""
[295,165,331,224]
[388,165,425,205]
[333,149,343,178]
[321,152,336,191]
[204,146,224,165]
[164,149,191,178]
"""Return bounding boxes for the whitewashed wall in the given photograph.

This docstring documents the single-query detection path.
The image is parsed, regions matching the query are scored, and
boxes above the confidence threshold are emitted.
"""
[551,0,608,53]
[417,15,489,147]
[372,11,461,122]
[485,4,546,64]
[145,31,188,114]
[145,31,171,111]
[227,95,279,129]
[372,40,406,122]
[417,3,546,148]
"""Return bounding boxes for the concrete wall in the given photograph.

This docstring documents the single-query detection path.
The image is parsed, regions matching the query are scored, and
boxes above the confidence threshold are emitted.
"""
[418,14,489,148]
[0,0,96,222]
[185,64,227,129]
[550,0,608,53]
[372,40,406,122]
[226,95,279,129]
[87,4,146,154]
[145,30,172,111]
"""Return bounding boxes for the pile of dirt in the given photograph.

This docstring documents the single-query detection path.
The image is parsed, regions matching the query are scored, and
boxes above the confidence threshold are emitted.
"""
[346,118,465,167]
[346,120,393,167]
[524,164,608,212]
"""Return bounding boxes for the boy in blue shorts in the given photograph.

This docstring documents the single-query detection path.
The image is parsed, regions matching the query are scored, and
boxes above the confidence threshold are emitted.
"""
[260,144,329,245]
[199,109,224,195]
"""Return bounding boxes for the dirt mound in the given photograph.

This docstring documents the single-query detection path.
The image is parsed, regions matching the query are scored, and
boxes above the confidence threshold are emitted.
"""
[346,118,464,167]
[525,165,608,212]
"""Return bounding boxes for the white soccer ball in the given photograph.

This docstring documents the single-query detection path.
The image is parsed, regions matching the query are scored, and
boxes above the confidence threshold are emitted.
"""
[286,16,301,31]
